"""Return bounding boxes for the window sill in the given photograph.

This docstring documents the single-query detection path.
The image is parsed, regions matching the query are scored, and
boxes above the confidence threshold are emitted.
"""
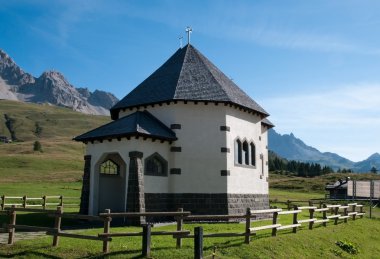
[234,163,257,169]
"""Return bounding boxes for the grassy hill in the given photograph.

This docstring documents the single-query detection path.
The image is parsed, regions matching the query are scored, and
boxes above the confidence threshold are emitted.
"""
[0,99,110,196]
[1,100,380,258]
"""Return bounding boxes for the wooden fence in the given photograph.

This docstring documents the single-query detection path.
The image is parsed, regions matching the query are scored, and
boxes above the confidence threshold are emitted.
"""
[0,195,79,210]
[0,202,366,257]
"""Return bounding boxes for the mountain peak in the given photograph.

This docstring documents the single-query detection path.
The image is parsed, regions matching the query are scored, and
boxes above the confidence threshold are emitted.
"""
[0,48,118,115]
[367,152,380,160]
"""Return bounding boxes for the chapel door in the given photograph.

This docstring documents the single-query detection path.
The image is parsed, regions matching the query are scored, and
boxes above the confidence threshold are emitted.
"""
[97,154,126,213]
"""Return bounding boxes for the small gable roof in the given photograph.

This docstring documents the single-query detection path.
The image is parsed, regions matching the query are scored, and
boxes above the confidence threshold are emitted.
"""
[73,111,177,142]
[110,44,269,120]
[261,118,275,128]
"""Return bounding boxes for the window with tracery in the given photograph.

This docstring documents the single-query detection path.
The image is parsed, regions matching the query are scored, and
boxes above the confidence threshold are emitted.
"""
[100,159,120,175]
[145,153,168,176]
[235,138,256,167]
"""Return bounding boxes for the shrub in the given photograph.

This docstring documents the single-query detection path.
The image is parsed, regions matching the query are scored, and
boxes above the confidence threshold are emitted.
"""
[335,240,359,255]
[33,140,43,152]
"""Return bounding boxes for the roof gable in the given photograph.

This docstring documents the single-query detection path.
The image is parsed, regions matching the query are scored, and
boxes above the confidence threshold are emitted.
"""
[111,44,269,119]
[73,111,176,142]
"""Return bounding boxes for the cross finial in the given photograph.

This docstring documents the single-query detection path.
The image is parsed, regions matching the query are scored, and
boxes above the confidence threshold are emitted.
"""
[185,26,192,45]
[179,36,183,48]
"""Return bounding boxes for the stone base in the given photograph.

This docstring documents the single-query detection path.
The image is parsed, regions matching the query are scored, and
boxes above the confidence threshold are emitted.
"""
[145,193,269,216]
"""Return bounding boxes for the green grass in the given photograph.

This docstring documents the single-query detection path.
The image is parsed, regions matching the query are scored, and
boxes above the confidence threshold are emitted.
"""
[1,100,380,257]
[0,100,109,202]
[1,217,379,258]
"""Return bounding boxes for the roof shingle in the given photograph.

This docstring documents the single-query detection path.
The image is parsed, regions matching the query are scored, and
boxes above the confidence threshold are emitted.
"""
[111,44,269,119]
[74,111,176,142]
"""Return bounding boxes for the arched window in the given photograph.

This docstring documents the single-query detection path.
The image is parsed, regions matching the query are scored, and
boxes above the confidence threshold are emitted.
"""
[145,153,168,176]
[250,143,256,166]
[243,141,249,165]
[100,159,120,175]
[235,139,242,164]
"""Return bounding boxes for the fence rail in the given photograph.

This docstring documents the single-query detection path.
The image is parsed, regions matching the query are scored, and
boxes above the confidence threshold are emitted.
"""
[0,195,79,210]
[0,202,366,258]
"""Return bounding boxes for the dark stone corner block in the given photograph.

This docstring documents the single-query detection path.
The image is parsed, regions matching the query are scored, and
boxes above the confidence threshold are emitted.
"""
[220,170,230,176]
[129,151,143,158]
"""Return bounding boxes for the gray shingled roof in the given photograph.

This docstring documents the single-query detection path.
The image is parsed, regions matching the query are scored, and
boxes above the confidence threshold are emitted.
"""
[110,44,269,119]
[261,118,275,128]
[73,111,177,142]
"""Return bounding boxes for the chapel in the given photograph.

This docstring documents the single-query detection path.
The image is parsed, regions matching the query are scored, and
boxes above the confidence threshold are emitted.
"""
[74,43,274,219]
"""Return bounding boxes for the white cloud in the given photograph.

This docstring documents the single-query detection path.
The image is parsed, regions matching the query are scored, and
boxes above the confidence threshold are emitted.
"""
[262,84,380,161]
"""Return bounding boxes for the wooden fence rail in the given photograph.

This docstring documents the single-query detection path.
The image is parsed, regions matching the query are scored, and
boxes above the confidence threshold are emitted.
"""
[1,202,366,257]
[0,195,80,210]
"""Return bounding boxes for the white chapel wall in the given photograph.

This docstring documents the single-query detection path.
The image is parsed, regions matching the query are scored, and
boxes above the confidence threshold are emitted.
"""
[120,102,228,193]
[225,108,269,194]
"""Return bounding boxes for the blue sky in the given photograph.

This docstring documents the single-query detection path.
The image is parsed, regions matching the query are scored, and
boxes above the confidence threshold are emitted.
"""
[1,0,379,162]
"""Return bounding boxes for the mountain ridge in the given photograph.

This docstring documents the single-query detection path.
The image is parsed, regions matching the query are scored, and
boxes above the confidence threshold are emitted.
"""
[0,49,118,115]
[269,129,379,173]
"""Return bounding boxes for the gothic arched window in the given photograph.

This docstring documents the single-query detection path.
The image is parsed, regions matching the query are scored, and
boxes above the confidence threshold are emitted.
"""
[144,153,168,177]
[100,159,120,175]
[235,139,242,164]
[250,143,256,166]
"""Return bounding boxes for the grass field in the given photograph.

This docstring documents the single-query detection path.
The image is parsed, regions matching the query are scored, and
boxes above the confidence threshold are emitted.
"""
[1,211,379,258]
[1,100,380,258]
[0,100,109,199]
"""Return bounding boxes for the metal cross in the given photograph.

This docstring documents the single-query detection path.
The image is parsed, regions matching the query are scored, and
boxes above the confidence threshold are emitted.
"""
[185,26,192,45]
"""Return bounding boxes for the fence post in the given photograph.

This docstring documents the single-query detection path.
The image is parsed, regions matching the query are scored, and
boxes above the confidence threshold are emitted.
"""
[343,204,348,223]
[359,206,364,219]
[309,208,315,230]
[176,208,183,248]
[352,204,356,221]
[59,196,63,207]
[1,195,5,210]
[43,195,47,210]
[23,195,27,208]
[53,206,63,247]
[7,205,16,245]
[142,224,152,257]
[244,208,251,244]
[322,204,327,227]
[292,205,298,233]
[103,209,111,253]
[334,207,339,225]
[272,211,278,237]
[194,226,203,259]
[287,200,291,210]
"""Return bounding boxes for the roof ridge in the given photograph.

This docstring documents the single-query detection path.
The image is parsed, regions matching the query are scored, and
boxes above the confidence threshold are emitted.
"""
[174,45,191,98]
[190,46,230,100]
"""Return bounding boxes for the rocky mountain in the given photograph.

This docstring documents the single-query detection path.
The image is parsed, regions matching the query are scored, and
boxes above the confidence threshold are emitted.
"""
[268,129,380,173]
[353,153,380,173]
[0,49,118,115]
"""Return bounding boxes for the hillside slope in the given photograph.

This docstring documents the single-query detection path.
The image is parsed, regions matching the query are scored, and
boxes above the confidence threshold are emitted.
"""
[0,100,110,184]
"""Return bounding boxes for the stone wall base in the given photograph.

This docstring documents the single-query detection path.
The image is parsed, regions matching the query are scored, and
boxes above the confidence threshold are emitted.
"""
[145,193,269,216]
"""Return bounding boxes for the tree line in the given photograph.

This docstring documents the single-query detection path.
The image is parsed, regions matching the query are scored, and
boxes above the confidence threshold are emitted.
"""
[268,151,334,177]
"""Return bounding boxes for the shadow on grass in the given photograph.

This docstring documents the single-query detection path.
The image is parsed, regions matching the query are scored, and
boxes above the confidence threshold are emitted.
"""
[0,245,60,258]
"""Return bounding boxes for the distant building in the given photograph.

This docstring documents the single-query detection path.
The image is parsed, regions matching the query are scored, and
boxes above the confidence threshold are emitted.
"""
[325,177,350,199]
[74,44,274,220]
[326,178,380,200]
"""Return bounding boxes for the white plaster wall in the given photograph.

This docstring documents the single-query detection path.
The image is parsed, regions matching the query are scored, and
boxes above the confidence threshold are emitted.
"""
[120,102,228,193]
[225,108,269,194]
[347,180,380,198]
[85,139,171,214]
